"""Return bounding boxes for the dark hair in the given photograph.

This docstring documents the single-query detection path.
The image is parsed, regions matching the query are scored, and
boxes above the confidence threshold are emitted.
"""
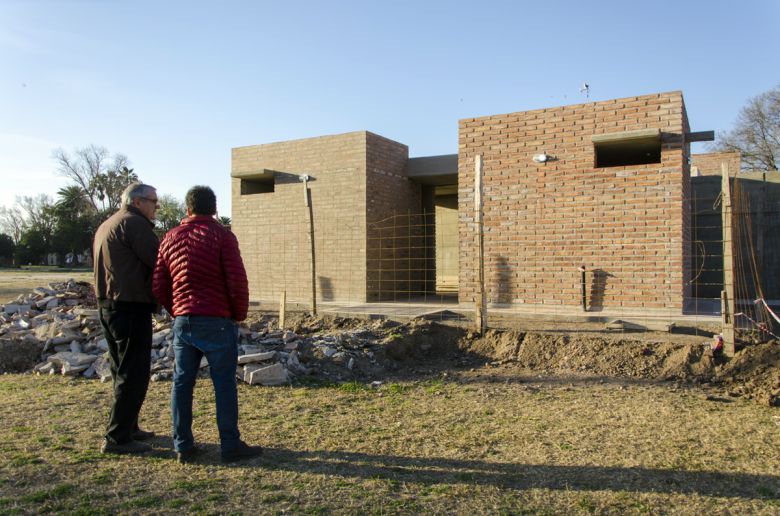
[185,185,217,216]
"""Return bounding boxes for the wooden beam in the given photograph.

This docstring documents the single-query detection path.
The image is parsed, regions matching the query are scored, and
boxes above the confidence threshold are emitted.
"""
[687,130,715,142]
[303,175,317,316]
[278,291,286,330]
[474,154,487,333]
[721,162,736,356]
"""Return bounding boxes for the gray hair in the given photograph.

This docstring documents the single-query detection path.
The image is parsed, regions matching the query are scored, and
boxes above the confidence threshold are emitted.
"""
[121,182,156,206]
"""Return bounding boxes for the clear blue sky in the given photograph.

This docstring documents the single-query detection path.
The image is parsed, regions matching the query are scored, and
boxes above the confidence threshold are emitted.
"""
[1,0,778,213]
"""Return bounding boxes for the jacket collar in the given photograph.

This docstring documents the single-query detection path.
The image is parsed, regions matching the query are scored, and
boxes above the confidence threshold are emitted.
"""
[123,205,155,226]
[181,214,217,225]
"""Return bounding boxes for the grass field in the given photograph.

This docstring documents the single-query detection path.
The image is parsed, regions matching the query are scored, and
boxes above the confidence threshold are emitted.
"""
[0,374,778,514]
[1,272,779,513]
[0,268,93,302]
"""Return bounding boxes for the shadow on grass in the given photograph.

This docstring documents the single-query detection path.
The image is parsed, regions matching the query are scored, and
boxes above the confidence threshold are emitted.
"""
[225,447,780,500]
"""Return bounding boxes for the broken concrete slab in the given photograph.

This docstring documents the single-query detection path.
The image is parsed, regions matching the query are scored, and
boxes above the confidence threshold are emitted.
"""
[237,351,276,364]
[247,363,288,386]
[47,351,99,368]
[3,304,31,315]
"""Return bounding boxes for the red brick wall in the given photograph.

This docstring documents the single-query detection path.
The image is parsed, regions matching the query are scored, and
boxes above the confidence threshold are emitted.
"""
[458,91,689,313]
[691,152,741,176]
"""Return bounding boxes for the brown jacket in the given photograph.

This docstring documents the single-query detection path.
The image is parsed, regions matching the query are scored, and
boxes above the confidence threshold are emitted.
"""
[93,205,159,309]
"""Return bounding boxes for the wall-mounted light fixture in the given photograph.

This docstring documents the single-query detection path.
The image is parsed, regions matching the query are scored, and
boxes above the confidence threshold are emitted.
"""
[533,152,555,164]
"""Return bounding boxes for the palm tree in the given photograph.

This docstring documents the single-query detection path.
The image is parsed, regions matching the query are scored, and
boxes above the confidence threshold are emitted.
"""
[55,185,92,217]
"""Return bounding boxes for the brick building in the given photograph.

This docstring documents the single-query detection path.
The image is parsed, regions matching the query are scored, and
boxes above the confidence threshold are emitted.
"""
[232,91,724,314]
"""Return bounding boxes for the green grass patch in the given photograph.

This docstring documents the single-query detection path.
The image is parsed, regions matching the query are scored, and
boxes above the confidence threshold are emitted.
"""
[338,380,368,393]
[21,483,76,503]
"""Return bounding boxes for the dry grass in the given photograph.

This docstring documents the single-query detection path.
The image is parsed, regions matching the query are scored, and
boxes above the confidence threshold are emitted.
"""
[0,269,93,303]
[0,374,778,514]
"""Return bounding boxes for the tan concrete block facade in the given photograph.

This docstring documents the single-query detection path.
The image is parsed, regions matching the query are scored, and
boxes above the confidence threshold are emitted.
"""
[232,132,368,304]
[232,131,415,304]
[457,91,692,312]
[364,133,421,301]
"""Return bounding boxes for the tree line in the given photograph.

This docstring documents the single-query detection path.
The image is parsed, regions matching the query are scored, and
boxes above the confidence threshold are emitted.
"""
[0,145,214,267]
[1,85,776,267]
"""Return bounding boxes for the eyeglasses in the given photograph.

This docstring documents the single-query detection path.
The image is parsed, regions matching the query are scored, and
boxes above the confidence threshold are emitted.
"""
[140,197,160,206]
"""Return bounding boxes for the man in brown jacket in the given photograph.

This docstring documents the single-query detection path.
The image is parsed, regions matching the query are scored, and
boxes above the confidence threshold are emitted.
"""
[94,182,160,454]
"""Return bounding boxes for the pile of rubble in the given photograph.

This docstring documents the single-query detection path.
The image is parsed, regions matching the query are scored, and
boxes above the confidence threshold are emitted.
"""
[0,280,389,386]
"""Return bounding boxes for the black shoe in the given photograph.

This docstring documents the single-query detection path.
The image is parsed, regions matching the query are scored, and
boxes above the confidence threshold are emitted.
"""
[176,446,202,464]
[101,439,152,455]
[132,428,155,441]
[221,441,263,463]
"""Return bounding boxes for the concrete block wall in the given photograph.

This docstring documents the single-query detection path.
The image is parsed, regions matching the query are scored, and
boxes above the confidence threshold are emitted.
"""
[364,133,423,301]
[458,91,690,313]
[232,132,368,304]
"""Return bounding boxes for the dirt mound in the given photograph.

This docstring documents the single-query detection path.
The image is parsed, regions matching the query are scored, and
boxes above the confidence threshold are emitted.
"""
[713,340,780,406]
[464,329,779,406]
[0,338,44,373]
[221,313,780,406]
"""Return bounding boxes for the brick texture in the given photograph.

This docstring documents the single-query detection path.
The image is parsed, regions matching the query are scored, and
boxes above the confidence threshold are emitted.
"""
[691,151,741,176]
[458,91,691,312]
[232,131,416,304]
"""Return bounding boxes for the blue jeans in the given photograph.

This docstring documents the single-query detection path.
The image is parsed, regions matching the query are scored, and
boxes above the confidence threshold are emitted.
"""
[171,315,241,453]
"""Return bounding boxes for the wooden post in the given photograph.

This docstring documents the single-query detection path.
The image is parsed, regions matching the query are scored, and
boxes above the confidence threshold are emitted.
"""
[721,163,736,356]
[303,175,317,316]
[278,291,286,330]
[474,154,487,333]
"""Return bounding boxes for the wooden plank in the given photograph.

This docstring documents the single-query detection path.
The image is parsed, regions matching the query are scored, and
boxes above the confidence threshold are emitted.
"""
[279,291,286,330]
[303,175,317,316]
[474,154,486,333]
[721,162,736,356]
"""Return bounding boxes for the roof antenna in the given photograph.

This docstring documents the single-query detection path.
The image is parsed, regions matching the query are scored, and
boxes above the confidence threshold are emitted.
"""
[580,82,590,98]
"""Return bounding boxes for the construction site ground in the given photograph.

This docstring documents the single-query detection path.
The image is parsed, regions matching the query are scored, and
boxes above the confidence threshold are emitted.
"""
[1,272,779,513]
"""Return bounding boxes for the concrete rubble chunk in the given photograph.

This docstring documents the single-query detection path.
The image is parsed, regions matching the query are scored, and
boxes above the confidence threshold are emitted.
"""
[247,363,288,386]
[93,356,111,381]
[48,351,99,367]
[237,351,276,364]
[4,304,31,315]
[35,296,57,308]
[152,329,171,346]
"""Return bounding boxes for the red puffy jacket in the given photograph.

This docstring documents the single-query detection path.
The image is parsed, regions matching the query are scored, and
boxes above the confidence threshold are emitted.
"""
[153,215,249,321]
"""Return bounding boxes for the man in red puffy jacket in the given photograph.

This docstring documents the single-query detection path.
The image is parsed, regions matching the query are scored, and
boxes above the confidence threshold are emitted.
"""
[153,185,262,464]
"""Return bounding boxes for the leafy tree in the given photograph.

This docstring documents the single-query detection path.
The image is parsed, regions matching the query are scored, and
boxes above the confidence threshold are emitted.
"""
[0,233,15,264]
[713,84,779,171]
[218,216,231,227]
[15,228,48,265]
[51,187,96,258]
[55,185,91,216]
[155,195,186,233]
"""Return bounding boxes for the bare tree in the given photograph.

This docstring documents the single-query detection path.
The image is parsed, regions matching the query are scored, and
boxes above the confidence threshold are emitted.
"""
[0,205,25,245]
[17,195,55,237]
[713,84,780,171]
[52,145,137,212]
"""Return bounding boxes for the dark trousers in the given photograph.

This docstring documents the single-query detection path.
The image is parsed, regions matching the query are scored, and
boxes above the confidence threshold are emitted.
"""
[99,307,153,444]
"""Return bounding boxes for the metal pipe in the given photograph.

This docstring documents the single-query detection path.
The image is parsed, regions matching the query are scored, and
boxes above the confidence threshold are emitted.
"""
[579,265,587,311]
